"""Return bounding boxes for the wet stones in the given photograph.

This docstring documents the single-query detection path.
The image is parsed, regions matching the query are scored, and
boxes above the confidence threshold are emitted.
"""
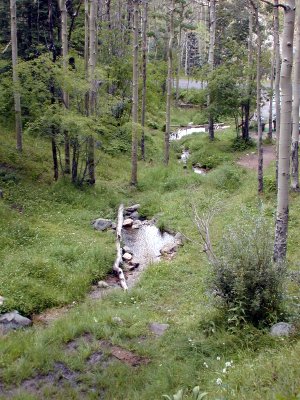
[123,218,134,228]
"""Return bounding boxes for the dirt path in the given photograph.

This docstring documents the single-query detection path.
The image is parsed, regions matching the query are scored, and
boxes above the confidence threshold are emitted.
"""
[237,145,276,170]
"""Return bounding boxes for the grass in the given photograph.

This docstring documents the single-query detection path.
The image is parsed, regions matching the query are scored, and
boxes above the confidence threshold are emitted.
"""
[0,117,300,399]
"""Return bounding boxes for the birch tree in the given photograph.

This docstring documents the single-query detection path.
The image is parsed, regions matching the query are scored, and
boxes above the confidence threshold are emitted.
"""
[274,0,295,262]
[291,0,300,190]
[10,0,22,152]
[59,0,70,174]
[274,0,281,183]
[131,0,139,185]
[251,0,263,193]
[207,0,216,141]
[141,0,148,161]
[87,0,97,185]
[165,0,174,165]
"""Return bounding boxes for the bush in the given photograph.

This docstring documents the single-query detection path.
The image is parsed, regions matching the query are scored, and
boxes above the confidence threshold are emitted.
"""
[211,215,285,327]
[231,136,256,151]
[208,163,245,191]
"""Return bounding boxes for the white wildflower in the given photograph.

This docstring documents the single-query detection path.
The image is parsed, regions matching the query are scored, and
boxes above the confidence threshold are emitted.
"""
[217,356,221,361]
[225,361,232,368]
[203,362,209,368]
[222,368,227,373]
[216,378,222,385]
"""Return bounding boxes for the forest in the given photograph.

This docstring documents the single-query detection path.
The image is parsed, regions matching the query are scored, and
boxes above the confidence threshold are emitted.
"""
[0,0,300,398]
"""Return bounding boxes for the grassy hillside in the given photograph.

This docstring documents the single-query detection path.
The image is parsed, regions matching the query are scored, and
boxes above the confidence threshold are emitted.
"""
[0,119,299,399]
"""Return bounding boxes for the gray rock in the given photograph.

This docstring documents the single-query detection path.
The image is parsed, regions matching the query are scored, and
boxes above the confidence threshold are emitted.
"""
[122,246,132,254]
[97,281,110,289]
[175,232,186,246]
[270,322,295,337]
[0,311,32,333]
[130,211,140,220]
[93,218,113,231]
[125,204,140,213]
[132,220,142,229]
[123,218,133,227]
[160,242,178,255]
[122,252,133,262]
[149,322,169,336]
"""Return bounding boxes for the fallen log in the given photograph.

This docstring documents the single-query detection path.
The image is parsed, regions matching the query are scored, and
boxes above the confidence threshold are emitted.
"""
[113,204,128,290]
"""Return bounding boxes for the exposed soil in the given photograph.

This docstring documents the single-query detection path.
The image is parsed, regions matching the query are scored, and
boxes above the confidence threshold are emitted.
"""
[237,145,276,170]
[0,335,150,398]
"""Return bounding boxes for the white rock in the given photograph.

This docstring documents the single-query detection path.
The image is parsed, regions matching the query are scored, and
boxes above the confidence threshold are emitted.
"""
[123,218,133,227]
[97,281,109,289]
[123,252,133,261]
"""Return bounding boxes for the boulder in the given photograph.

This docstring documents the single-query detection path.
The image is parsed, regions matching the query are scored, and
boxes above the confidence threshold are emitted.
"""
[93,218,113,231]
[175,232,186,246]
[122,246,132,254]
[130,211,140,220]
[160,242,178,255]
[123,218,133,228]
[125,204,140,213]
[97,281,110,289]
[0,311,32,333]
[132,220,142,229]
[149,322,169,336]
[270,322,295,337]
[122,252,133,262]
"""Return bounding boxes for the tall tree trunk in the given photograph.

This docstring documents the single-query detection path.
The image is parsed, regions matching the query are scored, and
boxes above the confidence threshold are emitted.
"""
[84,0,89,116]
[291,0,300,190]
[274,0,281,184]
[268,46,275,141]
[52,136,59,181]
[165,0,174,166]
[141,0,148,161]
[251,0,263,193]
[207,0,216,141]
[243,5,253,141]
[175,4,184,106]
[274,0,295,262]
[59,0,71,174]
[10,0,22,152]
[87,0,97,185]
[131,0,139,185]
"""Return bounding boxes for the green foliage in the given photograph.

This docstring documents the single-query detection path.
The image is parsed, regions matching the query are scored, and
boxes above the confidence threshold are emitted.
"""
[231,136,256,151]
[208,163,246,191]
[212,214,286,327]
[264,176,277,194]
[178,89,206,106]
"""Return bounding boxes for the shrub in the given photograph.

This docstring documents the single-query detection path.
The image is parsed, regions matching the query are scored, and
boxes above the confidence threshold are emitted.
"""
[211,215,285,327]
[231,136,256,151]
[208,163,245,191]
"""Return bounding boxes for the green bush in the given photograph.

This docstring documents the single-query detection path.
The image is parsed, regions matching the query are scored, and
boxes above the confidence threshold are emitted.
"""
[264,176,277,194]
[231,136,256,151]
[211,215,285,327]
[208,163,245,191]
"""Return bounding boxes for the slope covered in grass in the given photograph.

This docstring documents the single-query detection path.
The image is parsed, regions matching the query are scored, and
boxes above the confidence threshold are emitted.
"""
[0,122,299,399]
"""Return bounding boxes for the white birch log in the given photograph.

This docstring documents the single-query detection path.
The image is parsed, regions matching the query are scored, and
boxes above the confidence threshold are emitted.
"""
[113,204,128,290]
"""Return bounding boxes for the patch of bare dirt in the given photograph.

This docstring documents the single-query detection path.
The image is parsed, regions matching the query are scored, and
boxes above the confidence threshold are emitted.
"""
[99,340,150,367]
[65,332,94,353]
[237,145,275,170]
[32,305,75,326]
[0,362,79,398]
